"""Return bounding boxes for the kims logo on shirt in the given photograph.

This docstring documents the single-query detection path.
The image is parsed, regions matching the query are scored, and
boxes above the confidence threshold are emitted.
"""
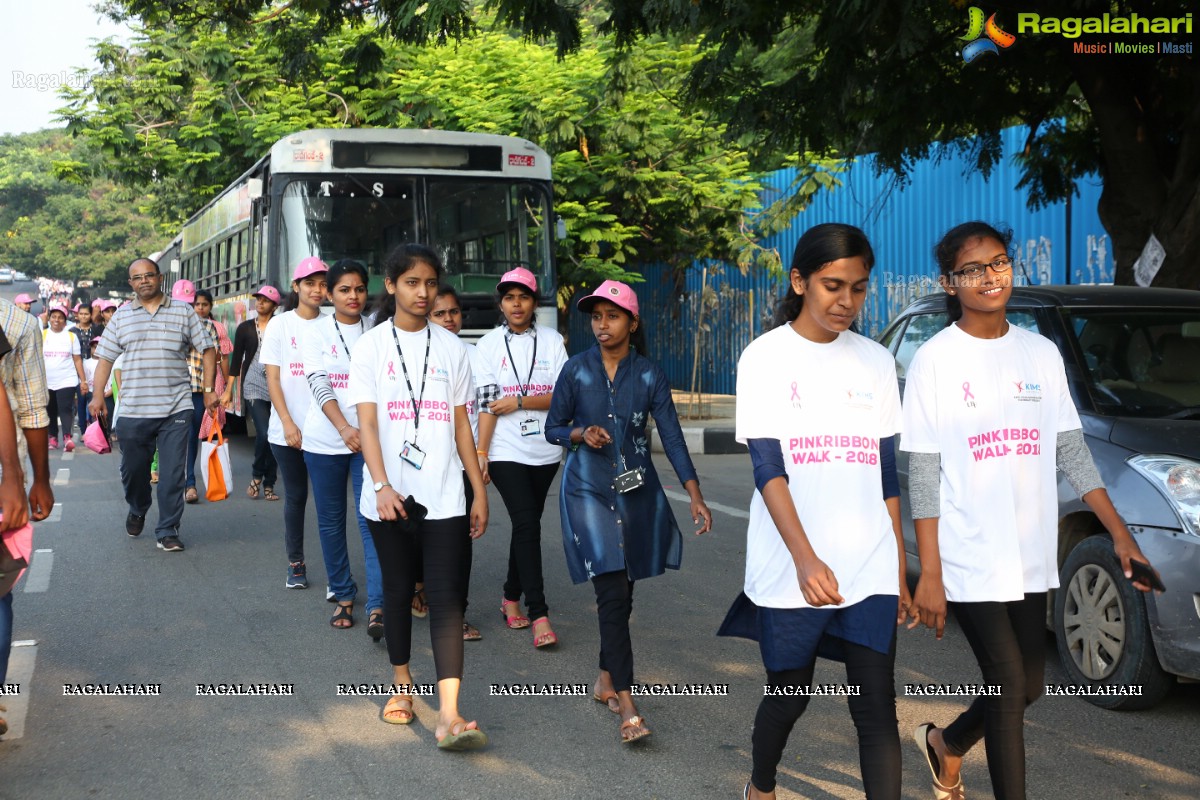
[1013,380,1043,402]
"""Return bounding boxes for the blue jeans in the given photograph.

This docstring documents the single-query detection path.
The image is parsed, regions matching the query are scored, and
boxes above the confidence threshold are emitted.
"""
[0,591,12,685]
[246,399,277,488]
[116,411,191,540]
[270,443,309,563]
[304,451,383,613]
[185,392,205,489]
[77,390,93,435]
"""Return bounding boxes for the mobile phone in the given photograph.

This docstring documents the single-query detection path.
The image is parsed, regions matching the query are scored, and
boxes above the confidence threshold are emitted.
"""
[1128,559,1166,592]
[402,495,428,523]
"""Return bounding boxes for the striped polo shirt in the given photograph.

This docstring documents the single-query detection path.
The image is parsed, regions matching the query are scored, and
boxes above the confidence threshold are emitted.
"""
[96,294,214,418]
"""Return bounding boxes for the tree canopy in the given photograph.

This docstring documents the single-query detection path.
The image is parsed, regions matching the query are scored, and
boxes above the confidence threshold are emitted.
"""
[98,0,1199,288]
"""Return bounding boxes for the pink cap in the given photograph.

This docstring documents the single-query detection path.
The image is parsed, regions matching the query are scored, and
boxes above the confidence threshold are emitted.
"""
[496,266,537,294]
[48,304,68,317]
[576,280,639,317]
[72,302,82,312]
[292,256,328,282]
[171,279,196,303]
[14,293,33,304]
[252,284,282,305]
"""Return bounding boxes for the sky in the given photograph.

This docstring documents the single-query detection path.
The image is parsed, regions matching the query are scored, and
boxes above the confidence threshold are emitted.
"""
[1,1,131,135]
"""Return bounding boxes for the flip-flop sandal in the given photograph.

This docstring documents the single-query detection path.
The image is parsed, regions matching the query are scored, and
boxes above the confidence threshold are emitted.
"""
[368,611,385,642]
[330,602,353,629]
[620,715,651,744]
[381,695,414,725]
[411,588,428,618]
[593,688,620,714]
[462,621,482,641]
[436,722,488,751]
[914,723,965,799]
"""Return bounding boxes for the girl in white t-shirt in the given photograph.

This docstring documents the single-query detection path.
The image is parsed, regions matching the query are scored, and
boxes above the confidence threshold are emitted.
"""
[721,223,910,800]
[42,306,88,451]
[474,268,569,648]
[301,260,384,638]
[262,257,327,590]
[903,221,1159,800]
[348,243,489,750]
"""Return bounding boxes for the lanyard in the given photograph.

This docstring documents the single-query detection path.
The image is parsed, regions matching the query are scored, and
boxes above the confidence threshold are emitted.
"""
[390,325,431,444]
[503,327,538,397]
[604,372,630,472]
[333,318,363,362]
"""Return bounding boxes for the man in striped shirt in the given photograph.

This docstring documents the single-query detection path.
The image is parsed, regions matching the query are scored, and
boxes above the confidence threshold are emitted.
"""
[89,259,217,552]
[0,295,54,520]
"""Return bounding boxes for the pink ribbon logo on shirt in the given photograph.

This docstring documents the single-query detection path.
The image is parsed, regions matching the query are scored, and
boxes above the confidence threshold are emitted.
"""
[387,361,396,377]
[962,381,975,402]
[790,382,801,401]
[331,344,338,357]
[290,336,297,349]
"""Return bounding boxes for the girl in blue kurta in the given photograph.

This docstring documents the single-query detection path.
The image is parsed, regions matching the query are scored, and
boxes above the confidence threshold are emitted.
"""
[546,280,712,744]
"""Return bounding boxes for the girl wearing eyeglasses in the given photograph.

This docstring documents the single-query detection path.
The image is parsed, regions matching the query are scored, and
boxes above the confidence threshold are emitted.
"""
[903,221,1159,800]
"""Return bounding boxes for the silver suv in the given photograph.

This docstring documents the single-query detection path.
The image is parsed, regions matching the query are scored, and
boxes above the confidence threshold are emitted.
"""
[878,285,1200,710]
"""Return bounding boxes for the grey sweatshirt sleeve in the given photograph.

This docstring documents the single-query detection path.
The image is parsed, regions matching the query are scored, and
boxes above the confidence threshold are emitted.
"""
[909,451,942,519]
[1057,428,1104,497]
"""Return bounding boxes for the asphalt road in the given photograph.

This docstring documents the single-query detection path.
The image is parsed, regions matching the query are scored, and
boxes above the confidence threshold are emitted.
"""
[1,280,1198,800]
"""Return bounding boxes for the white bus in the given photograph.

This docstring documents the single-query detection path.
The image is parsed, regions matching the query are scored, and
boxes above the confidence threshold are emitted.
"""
[158,128,558,336]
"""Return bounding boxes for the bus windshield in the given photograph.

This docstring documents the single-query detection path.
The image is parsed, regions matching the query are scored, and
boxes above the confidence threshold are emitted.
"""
[277,176,553,297]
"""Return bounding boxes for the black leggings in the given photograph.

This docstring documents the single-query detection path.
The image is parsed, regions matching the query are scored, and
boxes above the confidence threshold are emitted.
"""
[943,593,1047,800]
[593,570,635,692]
[367,516,468,679]
[48,386,77,439]
[489,460,559,621]
[751,637,900,798]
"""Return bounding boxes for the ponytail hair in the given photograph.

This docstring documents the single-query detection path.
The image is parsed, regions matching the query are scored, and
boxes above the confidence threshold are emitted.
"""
[933,221,1013,324]
[282,288,300,312]
[372,243,444,326]
[773,223,875,328]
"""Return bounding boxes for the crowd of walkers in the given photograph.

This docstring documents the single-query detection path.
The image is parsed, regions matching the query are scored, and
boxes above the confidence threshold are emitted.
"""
[1,222,1163,797]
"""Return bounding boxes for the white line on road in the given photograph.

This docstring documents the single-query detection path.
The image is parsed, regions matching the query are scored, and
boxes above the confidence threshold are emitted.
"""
[53,468,69,487]
[22,549,53,593]
[664,489,750,520]
[46,503,63,522]
[1,642,38,740]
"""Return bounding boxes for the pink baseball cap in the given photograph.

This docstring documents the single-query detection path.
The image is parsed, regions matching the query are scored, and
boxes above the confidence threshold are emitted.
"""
[497,267,537,295]
[72,302,83,312]
[252,284,282,305]
[48,304,69,317]
[171,279,196,303]
[14,293,33,304]
[576,280,639,317]
[292,256,328,282]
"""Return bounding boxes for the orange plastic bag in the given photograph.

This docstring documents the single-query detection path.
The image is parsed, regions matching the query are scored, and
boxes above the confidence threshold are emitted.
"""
[200,419,232,502]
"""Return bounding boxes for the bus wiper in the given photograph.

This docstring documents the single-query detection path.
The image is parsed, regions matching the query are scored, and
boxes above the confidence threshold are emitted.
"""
[1163,405,1200,420]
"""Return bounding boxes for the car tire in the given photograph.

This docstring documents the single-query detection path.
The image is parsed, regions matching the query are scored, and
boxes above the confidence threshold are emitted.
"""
[1054,535,1173,710]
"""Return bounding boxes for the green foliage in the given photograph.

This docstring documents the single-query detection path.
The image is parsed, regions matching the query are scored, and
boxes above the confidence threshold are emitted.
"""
[0,131,160,282]
[61,14,824,305]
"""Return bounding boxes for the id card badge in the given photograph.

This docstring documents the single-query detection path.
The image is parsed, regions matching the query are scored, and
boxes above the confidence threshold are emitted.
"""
[400,441,426,470]
[520,417,541,437]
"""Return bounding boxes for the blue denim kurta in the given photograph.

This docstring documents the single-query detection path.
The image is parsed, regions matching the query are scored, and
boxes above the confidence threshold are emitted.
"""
[545,346,699,584]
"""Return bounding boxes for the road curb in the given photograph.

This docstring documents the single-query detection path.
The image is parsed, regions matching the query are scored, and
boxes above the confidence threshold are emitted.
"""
[650,425,746,456]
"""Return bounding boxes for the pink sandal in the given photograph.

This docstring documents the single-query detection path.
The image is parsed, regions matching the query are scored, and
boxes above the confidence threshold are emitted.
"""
[501,597,530,629]
[531,616,558,648]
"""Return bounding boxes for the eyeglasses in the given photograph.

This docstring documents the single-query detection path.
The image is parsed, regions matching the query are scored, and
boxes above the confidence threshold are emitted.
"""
[129,272,160,283]
[952,256,1012,280]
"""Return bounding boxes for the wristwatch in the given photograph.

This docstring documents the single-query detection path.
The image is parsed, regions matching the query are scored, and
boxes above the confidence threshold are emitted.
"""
[373,481,391,492]
[203,386,214,392]
[517,395,524,410]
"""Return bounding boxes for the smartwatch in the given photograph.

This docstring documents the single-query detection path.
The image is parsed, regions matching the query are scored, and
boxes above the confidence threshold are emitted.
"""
[373,481,391,492]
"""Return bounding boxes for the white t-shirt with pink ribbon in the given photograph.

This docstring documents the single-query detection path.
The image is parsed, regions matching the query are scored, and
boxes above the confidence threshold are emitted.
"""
[301,313,365,455]
[259,310,319,448]
[42,328,81,391]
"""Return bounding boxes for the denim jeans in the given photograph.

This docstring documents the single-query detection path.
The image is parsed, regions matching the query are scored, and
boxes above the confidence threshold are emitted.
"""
[77,390,93,435]
[246,399,277,488]
[0,591,12,685]
[116,411,191,540]
[270,443,309,563]
[185,392,205,489]
[304,450,383,612]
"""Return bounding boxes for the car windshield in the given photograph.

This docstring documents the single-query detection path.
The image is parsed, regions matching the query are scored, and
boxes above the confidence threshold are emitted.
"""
[1066,309,1200,419]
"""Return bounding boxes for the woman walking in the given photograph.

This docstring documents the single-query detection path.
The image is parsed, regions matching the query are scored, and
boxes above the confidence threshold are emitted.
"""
[546,280,712,743]
[262,259,327,589]
[475,268,569,647]
[348,243,489,749]
[43,305,88,452]
[223,285,282,501]
[722,224,911,800]
[903,221,1159,800]
[302,259,384,638]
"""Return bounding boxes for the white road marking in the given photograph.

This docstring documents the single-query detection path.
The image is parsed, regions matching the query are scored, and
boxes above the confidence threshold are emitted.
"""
[22,549,53,593]
[664,489,750,520]
[1,642,37,740]
[53,468,69,487]
[46,503,63,522]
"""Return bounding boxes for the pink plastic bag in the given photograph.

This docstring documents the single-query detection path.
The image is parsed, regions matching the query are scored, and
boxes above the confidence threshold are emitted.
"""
[83,417,111,454]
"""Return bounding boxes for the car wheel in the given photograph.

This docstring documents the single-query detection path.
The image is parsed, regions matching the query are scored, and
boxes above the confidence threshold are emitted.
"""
[1054,536,1173,710]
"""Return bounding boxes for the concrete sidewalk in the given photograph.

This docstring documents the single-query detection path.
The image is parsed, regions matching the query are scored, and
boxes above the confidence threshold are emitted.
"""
[649,390,744,455]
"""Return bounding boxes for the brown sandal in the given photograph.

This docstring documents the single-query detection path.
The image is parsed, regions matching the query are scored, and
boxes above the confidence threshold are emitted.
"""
[263,486,280,501]
[620,715,651,744]
[247,479,262,499]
